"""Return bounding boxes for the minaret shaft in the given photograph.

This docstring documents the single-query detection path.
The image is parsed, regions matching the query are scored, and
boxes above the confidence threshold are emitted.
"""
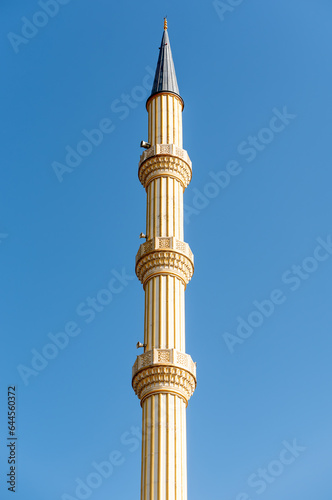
[146,176,184,240]
[148,94,183,147]
[141,394,187,500]
[133,24,195,500]
[144,276,186,351]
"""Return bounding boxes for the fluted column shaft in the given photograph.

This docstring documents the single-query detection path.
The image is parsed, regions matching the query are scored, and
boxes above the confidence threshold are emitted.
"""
[147,93,183,147]
[146,176,184,240]
[141,394,187,500]
[144,275,185,352]
[133,92,195,500]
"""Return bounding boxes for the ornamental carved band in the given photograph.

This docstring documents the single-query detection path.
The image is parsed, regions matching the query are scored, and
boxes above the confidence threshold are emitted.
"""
[138,144,192,190]
[132,348,197,406]
[135,237,194,287]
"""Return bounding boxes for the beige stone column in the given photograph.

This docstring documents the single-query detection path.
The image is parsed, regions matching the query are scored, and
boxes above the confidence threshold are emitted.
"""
[133,96,196,500]
[133,22,196,500]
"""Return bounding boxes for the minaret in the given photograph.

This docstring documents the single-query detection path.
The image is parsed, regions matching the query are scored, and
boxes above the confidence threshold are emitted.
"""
[132,19,196,500]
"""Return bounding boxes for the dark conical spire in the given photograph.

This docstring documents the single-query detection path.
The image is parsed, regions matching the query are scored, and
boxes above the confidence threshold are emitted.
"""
[150,19,180,99]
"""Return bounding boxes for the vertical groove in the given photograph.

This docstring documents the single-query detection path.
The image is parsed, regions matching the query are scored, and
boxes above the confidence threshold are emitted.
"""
[159,177,162,237]
[174,99,178,146]
[163,96,167,144]
[159,96,162,144]
[166,177,169,236]
[178,181,181,240]
[160,96,164,144]
[178,400,181,500]
[169,396,174,495]
[144,281,147,348]
[179,283,181,352]
[173,97,176,144]
[159,276,162,347]
[166,276,169,348]
[147,281,150,349]
[156,278,159,348]
[146,186,149,240]
[176,100,180,147]
[152,279,156,348]
[180,105,183,148]
[149,101,151,145]
[180,101,183,147]
[157,96,161,144]
[147,103,150,144]
[154,180,157,237]
[162,178,166,237]
[169,277,174,350]
[172,178,174,237]
[170,96,172,143]
[179,399,183,500]
[148,102,151,144]
[151,100,154,146]
[182,285,184,351]
[178,281,182,351]
[167,95,170,143]
[141,402,144,500]
[149,183,152,239]
[179,184,183,240]
[166,394,169,500]
[173,278,176,349]
[174,396,177,500]
[145,281,148,349]
[146,186,149,238]
[148,280,150,351]
[169,178,173,237]
[158,395,161,499]
[154,99,157,146]
[177,101,181,147]
[148,185,150,239]
[144,282,147,347]
[183,402,187,500]
[150,396,154,499]
[163,277,167,348]
[173,179,176,237]
[182,286,185,351]
[160,177,163,236]
[149,280,152,349]
[181,401,183,500]
[174,180,178,239]
[145,398,150,500]
[159,177,161,237]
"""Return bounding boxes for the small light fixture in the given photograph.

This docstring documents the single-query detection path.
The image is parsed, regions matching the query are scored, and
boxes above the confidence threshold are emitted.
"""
[136,342,147,349]
[139,233,147,239]
[140,140,151,149]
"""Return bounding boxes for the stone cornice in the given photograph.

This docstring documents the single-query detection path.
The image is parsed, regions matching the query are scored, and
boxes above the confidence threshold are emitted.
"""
[138,144,192,190]
[135,237,194,287]
[132,348,197,405]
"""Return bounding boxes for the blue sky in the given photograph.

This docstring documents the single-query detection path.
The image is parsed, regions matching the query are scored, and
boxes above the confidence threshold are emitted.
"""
[1,0,332,498]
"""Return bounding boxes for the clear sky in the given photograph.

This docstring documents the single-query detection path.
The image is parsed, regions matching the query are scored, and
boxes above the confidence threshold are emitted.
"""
[1,0,332,499]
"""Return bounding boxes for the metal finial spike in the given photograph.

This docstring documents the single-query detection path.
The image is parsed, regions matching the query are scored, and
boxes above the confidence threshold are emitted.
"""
[164,17,168,30]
